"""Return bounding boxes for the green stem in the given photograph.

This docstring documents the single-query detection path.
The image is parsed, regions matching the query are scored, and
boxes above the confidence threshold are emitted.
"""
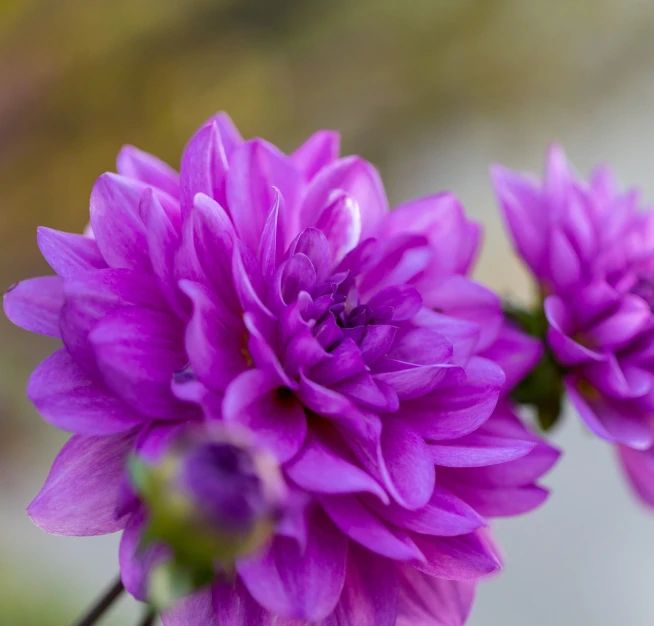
[138,608,157,626]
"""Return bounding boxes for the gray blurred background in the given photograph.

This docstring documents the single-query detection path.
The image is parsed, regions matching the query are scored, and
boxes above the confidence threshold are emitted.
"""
[1,1,654,624]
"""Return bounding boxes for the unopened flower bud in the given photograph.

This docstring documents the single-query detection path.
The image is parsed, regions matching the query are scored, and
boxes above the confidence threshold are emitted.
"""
[129,424,287,604]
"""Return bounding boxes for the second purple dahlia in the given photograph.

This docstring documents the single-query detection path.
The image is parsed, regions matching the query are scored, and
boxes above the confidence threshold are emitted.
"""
[493,144,654,508]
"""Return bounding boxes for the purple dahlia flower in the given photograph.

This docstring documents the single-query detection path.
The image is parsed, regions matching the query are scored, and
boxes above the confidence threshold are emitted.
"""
[5,113,556,625]
[493,144,654,506]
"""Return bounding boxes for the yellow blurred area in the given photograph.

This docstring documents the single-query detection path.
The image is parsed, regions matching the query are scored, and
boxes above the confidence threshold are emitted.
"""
[2,1,654,624]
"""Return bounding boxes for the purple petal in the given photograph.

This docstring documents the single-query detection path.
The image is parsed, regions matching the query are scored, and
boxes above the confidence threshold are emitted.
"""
[430,434,534,468]
[442,481,550,517]
[180,122,229,217]
[324,544,398,626]
[232,242,274,324]
[291,130,340,180]
[143,189,184,316]
[309,338,367,387]
[544,143,572,213]
[178,192,239,310]
[119,509,167,601]
[584,354,652,399]
[289,228,331,283]
[379,193,480,276]
[161,588,217,626]
[374,360,454,401]
[280,253,317,305]
[135,421,188,463]
[37,227,107,277]
[223,369,307,463]
[237,508,348,621]
[619,445,654,508]
[568,281,619,328]
[117,145,180,198]
[396,565,476,626]
[453,414,560,487]
[28,349,143,435]
[301,156,388,238]
[366,485,486,537]
[313,311,345,350]
[283,327,330,380]
[180,280,248,392]
[4,276,63,337]
[566,376,654,449]
[411,533,501,580]
[388,326,452,366]
[422,276,502,351]
[411,308,481,366]
[28,431,137,535]
[490,165,546,277]
[334,372,399,413]
[368,285,422,322]
[480,323,542,391]
[204,112,243,154]
[243,313,293,388]
[359,325,397,365]
[285,427,388,502]
[547,227,582,290]
[314,193,361,264]
[214,577,305,626]
[399,357,503,441]
[90,173,154,271]
[227,139,303,251]
[298,373,352,416]
[321,494,423,561]
[89,307,191,420]
[379,417,435,510]
[359,234,431,296]
[586,294,651,350]
[545,296,605,366]
[60,268,168,371]
[258,189,284,280]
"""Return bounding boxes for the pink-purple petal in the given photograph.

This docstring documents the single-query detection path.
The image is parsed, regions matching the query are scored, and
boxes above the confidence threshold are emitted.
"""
[89,307,191,420]
[89,173,153,271]
[291,130,340,180]
[27,348,143,435]
[320,494,423,561]
[117,145,180,198]
[223,369,307,463]
[285,428,388,502]
[161,588,217,626]
[180,280,248,392]
[429,434,535,468]
[324,544,398,626]
[4,276,64,337]
[410,532,501,580]
[378,417,435,510]
[37,227,107,277]
[396,565,476,626]
[28,431,137,536]
[301,156,388,238]
[237,508,348,622]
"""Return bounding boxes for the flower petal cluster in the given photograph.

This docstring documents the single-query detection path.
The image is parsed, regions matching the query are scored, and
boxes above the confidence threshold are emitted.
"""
[5,114,557,625]
[493,145,654,504]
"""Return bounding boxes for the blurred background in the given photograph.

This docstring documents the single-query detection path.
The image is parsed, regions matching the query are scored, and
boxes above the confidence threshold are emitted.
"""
[2,0,654,624]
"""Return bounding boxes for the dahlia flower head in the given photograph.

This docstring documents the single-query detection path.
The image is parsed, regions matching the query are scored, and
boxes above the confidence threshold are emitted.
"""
[493,144,654,506]
[5,113,558,625]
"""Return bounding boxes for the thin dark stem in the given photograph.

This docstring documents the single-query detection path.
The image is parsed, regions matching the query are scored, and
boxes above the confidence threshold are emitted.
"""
[137,609,157,626]
[73,577,124,626]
